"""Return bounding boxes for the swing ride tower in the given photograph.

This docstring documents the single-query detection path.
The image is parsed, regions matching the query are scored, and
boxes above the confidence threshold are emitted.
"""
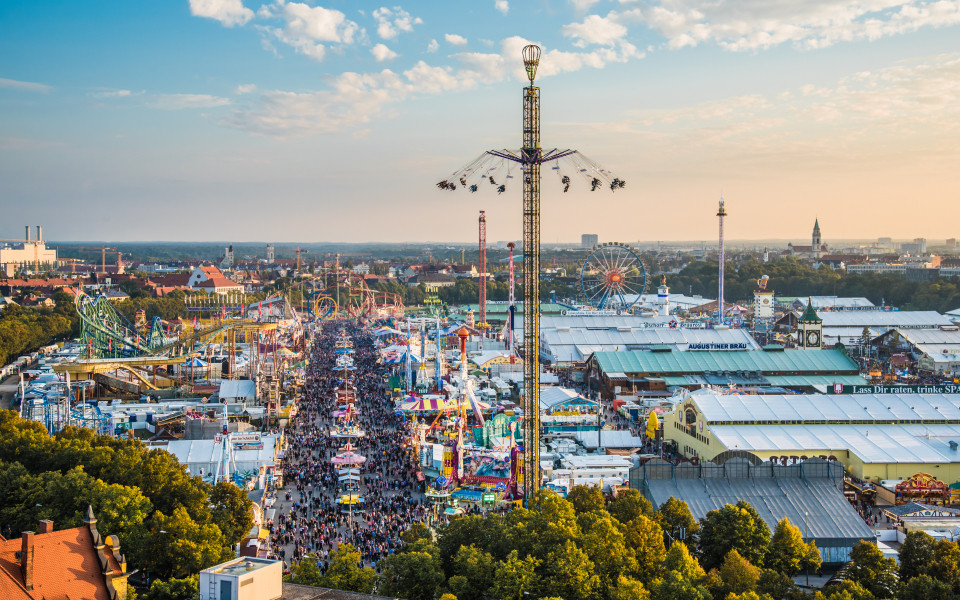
[440,45,625,505]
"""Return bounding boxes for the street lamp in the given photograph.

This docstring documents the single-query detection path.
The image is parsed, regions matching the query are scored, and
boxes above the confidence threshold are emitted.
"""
[804,511,810,587]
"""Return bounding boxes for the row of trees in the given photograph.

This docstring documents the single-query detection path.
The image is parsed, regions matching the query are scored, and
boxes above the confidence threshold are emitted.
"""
[0,411,253,584]
[285,487,960,600]
[0,291,78,368]
[665,257,960,313]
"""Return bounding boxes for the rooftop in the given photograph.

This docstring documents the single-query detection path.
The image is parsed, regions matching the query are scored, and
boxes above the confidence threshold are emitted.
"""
[591,349,859,376]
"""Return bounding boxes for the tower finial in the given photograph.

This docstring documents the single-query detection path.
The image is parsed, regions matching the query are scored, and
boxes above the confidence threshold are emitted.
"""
[522,45,541,84]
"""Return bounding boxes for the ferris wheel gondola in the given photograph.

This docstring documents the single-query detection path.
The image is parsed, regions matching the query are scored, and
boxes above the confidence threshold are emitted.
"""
[579,242,648,310]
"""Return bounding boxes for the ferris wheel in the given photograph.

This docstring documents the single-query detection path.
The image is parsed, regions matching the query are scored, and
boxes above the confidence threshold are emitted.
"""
[579,242,648,310]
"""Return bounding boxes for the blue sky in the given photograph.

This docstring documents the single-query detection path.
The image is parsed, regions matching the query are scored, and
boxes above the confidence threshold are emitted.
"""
[2,0,959,244]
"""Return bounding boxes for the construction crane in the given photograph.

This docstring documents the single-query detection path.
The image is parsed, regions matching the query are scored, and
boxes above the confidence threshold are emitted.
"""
[50,244,120,274]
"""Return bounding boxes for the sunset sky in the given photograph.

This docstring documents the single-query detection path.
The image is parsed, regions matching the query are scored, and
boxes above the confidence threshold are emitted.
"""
[2,1,959,244]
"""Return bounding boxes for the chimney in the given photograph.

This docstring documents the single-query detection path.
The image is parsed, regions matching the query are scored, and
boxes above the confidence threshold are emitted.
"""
[20,531,34,590]
[25,226,30,242]
[38,519,53,534]
[36,225,42,242]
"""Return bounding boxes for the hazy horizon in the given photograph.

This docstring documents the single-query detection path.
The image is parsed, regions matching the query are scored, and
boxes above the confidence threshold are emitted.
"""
[3,1,959,243]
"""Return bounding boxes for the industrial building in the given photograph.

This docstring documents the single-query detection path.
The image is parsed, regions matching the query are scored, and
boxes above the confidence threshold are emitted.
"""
[819,310,954,346]
[631,457,874,563]
[663,391,960,484]
[584,348,864,396]
[0,226,59,276]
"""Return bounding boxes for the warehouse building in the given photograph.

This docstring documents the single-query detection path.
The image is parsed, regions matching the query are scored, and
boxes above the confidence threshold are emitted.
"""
[584,348,865,396]
[631,456,874,563]
[663,391,960,484]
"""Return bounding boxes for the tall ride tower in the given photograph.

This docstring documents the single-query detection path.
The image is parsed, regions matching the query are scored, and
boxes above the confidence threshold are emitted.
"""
[440,45,624,505]
[506,242,516,353]
[478,210,487,350]
[717,197,727,323]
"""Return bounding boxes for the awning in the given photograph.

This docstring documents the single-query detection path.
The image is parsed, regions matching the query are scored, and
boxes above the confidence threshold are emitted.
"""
[605,372,628,381]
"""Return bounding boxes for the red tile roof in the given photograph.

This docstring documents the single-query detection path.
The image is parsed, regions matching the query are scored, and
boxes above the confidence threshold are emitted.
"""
[0,524,124,600]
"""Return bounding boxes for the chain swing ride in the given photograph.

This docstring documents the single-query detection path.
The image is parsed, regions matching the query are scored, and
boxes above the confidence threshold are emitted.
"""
[439,44,626,504]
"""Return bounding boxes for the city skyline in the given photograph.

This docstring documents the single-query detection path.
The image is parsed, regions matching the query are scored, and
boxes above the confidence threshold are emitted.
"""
[2,1,959,243]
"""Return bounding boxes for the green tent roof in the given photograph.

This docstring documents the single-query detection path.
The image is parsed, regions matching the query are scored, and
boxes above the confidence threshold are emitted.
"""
[800,298,822,323]
[592,349,858,376]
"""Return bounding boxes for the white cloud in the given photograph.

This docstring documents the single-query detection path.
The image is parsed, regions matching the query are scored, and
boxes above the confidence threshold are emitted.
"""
[562,13,629,46]
[371,43,399,62]
[623,0,960,51]
[258,1,361,62]
[0,77,51,93]
[188,0,254,27]
[151,94,232,110]
[222,35,647,137]
[235,83,258,94]
[495,0,510,15]
[427,39,439,52]
[372,6,422,40]
[89,89,142,98]
[571,0,601,10]
[445,33,468,45]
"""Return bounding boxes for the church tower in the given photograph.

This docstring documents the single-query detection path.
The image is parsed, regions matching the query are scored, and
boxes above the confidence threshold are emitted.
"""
[812,219,822,258]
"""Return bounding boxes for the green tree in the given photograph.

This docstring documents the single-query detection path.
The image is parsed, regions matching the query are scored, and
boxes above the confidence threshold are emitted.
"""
[898,573,956,600]
[318,543,376,593]
[379,545,446,600]
[143,575,199,600]
[664,541,706,582]
[447,545,496,600]
[816,580,875,600]
[288,554,323,586]
[610,575,651,600]
[756,569,796,599]
[767,518,821,577]
[622,515,665,585]
[209,481,253,548]
[527,490,581,555]
[567,484,606,515]
[655,497,700,549]
[608,489,654,525]
[898,531,936,581]
[698,501,771,571]
[844,541,899,599]
[144,507,233,579]
[651,571,713,600]
[718,549,761,597]
[536,540,601,600]
[578,511,638,589]
[929,539,960,591]
[489,550,540,600]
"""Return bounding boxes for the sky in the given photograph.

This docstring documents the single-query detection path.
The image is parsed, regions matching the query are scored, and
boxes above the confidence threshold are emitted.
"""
[1,0,959,245]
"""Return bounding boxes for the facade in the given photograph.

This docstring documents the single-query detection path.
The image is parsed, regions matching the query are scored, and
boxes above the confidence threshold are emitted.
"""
[663,391,960,484]
[581,234,599,249]
[198,557,282,600]
[0,237,59,277]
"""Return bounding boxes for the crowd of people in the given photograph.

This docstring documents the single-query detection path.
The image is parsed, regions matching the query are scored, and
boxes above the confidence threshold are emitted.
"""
[267,321,428,572]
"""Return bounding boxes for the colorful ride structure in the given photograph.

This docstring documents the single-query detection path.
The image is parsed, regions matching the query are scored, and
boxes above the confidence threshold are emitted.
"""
[579,242,648,310]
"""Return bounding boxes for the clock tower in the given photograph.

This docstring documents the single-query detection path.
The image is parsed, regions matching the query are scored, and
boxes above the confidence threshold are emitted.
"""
[798,298,823,349]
